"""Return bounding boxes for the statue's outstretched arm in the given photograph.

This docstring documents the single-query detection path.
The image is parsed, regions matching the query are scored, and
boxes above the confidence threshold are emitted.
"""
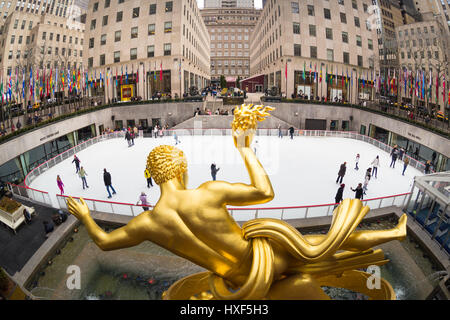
[67,197,147,251]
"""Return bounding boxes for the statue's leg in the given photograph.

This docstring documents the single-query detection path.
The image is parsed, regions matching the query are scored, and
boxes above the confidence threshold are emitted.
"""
[266,274,330,300]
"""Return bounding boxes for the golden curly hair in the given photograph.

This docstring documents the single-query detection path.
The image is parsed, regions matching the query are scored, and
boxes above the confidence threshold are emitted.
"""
[146,145,187,185]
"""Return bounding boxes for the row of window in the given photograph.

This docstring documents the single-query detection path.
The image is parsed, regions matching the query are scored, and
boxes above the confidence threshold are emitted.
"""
[211,69,249,76]
[210,34,249,41]
[211,51,250,57]
[5,47,82,60]
[211,43,249,49]
[93,1,172,13]
[400,38,440,48]
[41,32,81,44]
[400,50,440,60]
[398,25,436,38]
[293,45,364,66]
[88,44,172,67]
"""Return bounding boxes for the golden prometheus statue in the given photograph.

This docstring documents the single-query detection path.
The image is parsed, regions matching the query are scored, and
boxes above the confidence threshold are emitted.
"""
[67,104,407,300]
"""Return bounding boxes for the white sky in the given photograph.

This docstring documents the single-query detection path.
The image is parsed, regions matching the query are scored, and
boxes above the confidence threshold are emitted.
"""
[197,0,263,9]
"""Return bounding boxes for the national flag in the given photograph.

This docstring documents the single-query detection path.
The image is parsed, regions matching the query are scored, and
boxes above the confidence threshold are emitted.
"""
[160,62,163,81]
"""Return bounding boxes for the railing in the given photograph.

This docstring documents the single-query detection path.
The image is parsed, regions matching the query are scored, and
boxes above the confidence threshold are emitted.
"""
[9,129,415,220]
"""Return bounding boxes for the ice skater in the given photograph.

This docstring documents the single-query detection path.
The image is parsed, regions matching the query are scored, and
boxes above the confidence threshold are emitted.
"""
[174,133,180,145]
[371,155,379,178]
[278,124,283,138]
[351,183,364,200]
[355,153,360,170]
[402,157,409,176]
[390,146,398,168]
[56,175,64,194]
[334,183,345,208]
[398,148,405,161]
[130,132,135,146]
[78,166,89,189]
[154,125,159,138]
[144,168,153,188]
[363,175,370,195]
[211,163,220,181]
[72,155,81,173]
[103,168,116,198]
[253,140,259,154]
[424,160,431,174]
[289,126,294,139]
[125,131,132,147]
[336,162,346,184]
[136,192,150,211]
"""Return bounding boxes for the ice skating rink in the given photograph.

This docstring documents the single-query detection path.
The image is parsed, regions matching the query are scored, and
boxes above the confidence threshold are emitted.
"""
[29,134,422,215]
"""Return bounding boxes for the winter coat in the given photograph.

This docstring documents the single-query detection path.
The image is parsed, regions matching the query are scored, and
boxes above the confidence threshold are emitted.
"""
[335,186,344,203]
[211,164,220,175]
[338,163,346,177]
[403,157,409,165]
[144,169,151,179]
[371,158,379,167]
[78,168,87,178]
[125,132,131,140]
[351,186,364,200]
[104,171,112,186]
[72,157,80,166]
[57,179,64,188]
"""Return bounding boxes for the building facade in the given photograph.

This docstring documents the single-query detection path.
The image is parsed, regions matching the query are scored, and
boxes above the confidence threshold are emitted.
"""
[201,6,260,86]
[0,11,84,104]
[249,0,380,103]
[204,0,254,8]
[0,0,75,24]
[84,0,210,100]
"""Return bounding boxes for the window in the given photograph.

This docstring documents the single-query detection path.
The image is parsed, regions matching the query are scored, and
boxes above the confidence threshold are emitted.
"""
[293,22,300,34]
[8,50,12,59]
[149,3,156,14]
[56,34,60,42]
[18,35,22,44]
[49,33,53,41]
[309,24,316,37]
[89,37,94,48]
[327,49,334,61]
[326,28,333,40]
[118,0,124,3]
[352,0,357,9]
[131,27,138,39]
[10,35,14,44]
[116,11,123,22]
[338,0,344,5]
[132,7,139,18]
[340,12,347,23]
[307,5,314,16]
[28,21,32,30]
[310,46,317,58]
[324,8,331,19]
[148,24,155,35]
[21,20,25,29]
[93,2,98,12]
[164,21,172,33]
[100,54,105,65]
[357,55,363,67]
[343,52,349,64]
[165,1,172,12]
[354,17,360,27]
[147,45,154,57]
[164,43,171,55]
[101,34,106,45]
[90,19,96,30]
[291,2,299,14]
[105,0,110,8]
[42,32,46,40]
[130,48,137,60]
[88,57,93,68]
[115,31,121,42]
[55,47,58,55]
[102,15,108,26]
[368,39,373,50]
[294,44,301,56]
[69,36,72,44]
[356,35,362,47]
[13,19,18,29]
[114,51,120,63]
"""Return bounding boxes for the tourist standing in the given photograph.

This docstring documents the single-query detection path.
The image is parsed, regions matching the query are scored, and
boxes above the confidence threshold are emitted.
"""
[144,168,153,188]
[211,163,220,181]
[351,183,364,200]
[278,124,283,138]
[56,175,64,194]
[289,127,294,139]
[336,162,347,184]
[355,154,360,170]
[103,169,117,198]
[78,167,89,189]
[390,146,398,168]
[371,156,379,178]
[334,184,345,207]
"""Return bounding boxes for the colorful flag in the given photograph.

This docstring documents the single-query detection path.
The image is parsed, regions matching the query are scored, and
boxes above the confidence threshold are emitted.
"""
[160,62,163,81]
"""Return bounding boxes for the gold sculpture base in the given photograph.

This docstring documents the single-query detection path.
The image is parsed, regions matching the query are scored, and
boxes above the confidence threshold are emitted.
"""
[163,270,396,300]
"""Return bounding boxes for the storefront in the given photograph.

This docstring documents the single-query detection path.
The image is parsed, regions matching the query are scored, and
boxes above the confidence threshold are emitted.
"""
[294,71,315,99]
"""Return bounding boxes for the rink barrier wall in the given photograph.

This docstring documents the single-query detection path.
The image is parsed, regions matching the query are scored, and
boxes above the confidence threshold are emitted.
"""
[14,129,417,220]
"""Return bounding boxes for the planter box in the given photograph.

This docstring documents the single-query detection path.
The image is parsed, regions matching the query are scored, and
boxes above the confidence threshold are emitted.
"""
[0,203,35,234]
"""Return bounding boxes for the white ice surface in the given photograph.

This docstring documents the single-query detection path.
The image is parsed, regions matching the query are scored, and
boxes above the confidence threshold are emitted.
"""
[29,135,421,219]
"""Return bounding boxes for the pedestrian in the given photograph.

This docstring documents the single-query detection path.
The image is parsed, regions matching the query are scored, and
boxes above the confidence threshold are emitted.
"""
[131,132,135,145]
[355,153,360,170]
[371,156,379,178]
[43,220,54,237]
[351,183,364,200]
[432,151,437,165]
[103,168,117,198]
[133,126,138,138]
[56,175,64,194]
[16,119,22,130]
[136,192,150,211]
[125,131,132,147]
[424,160,431,174]
[154,125,159,138]
[144,168,153,188]
[78,166,89,189]
[278,124,283,138]
[211,163,220,181]
[253,140,259,154]
[334,183,345,207]
[159,127,164,138]
[365,167,372,181]
[336,162,347,184]
[174,133,180,145]
[390,146,398,168]
[289,126,294,139]
[72,155,81,173]
[402,157,409,176]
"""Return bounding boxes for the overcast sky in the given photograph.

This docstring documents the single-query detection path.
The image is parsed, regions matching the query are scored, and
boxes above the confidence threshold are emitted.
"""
[197,0,263,9]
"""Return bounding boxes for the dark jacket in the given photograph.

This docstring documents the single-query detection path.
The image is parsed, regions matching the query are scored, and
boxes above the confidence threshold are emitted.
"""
[125,131,131,140]
[289,127,294,134]
[104,171,112,186]
[72,157,80,165]
[338,163,346,176]
[211,164,220,175]
[335,186,344,203]
[351,186,364,200]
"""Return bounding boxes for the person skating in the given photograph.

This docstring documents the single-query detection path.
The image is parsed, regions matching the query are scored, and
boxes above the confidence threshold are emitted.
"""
[211,163,220,181]
[351,183,364,200]
[56,175,64,194]
[371,155,379,178]
[363,175,370,195]
[424,160,431,174]
[125,131,132,147]
[402,157,409,176]
[289,127,294,139]
[136,192,150,211]
[336,162,347,184]
[390,146,398,168]
[398,148,405,161]
[174,133,180,145]
[253,140,259,154]
[334,184,345,208]
[130,132,135,146]
[78,166,89,189]
[144,168,153,188]
[355,153,360,170]
[103,168,116,198]
[278,124,283,138]
[72,155,81,173]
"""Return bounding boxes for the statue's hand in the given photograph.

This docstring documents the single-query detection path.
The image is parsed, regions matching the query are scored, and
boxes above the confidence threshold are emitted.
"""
[232,128,254,149]
[67,197,91,222]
